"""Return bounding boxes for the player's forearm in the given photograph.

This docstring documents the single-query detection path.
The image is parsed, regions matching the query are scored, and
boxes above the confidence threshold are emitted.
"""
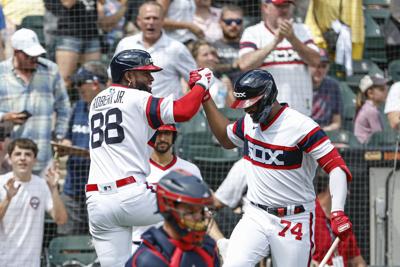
[288,36,320,67]
[329,167,348,212]
[173,85,205,122]
[238,39,279,71]
[0,198,11,221]
[50,189,68,225]
[202,99,235,149]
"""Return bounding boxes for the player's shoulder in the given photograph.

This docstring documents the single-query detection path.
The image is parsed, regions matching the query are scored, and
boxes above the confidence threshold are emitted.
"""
[175,157,201,172]
[281,107,320,134]
[126,247,169,267]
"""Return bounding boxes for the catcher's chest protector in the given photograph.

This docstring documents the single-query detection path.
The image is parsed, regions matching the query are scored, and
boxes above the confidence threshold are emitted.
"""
[127,227,220,267]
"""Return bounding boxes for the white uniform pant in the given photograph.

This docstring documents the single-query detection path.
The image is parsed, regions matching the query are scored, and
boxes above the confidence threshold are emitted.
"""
[86,182,163,267]
[223,202,315,267]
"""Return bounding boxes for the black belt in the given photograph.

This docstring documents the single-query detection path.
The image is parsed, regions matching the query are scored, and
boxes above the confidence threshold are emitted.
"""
[250,201,305,217]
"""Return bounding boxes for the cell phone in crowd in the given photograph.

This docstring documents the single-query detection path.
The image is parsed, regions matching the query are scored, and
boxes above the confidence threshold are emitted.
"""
[19,110,32,120]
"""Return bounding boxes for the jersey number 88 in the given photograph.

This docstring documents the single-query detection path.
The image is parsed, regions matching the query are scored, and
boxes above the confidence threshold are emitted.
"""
[91,108,125,148]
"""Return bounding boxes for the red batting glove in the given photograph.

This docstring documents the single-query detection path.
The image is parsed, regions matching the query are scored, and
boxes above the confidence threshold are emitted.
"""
[189,70,201,89]
[330,211,352,240]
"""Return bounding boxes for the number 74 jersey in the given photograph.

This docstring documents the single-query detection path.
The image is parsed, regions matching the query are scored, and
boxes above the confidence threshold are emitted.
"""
[87,84,175,185]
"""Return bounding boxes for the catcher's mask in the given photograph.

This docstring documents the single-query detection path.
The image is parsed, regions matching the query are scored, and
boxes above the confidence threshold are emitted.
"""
[157,169,214,245]
[231,69,278,123]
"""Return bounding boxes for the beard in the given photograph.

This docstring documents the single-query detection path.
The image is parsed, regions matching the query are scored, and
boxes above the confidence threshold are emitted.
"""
[136,81,151,93]
[154,141,173,153]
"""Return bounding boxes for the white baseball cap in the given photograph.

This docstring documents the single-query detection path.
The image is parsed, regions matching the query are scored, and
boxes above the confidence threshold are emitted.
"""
[11,28,46,57]
[359,73,389,93]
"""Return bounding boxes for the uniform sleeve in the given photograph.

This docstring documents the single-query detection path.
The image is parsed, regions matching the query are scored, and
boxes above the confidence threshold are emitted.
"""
[145,95,175,129]
[226,117,245,147]
[215,159,247,209]
[238,27,259,57]
[384,83,400,114]
[297,120,352,181]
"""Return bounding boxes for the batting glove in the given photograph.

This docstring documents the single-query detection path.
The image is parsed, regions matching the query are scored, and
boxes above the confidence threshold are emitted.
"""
[330,211,352,240]
[189,68,213,102]
[194,68,213,91]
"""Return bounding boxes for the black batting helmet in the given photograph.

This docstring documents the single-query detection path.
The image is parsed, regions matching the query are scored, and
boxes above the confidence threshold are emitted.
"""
[110,49,162,83]
[231,69,278,123]
[157,170,214,245]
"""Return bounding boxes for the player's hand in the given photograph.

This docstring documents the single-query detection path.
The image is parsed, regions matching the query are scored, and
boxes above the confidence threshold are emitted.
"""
[189,68,203,89]
[3,178,21,200]
[330,211,352,240]
[195,68,213,91]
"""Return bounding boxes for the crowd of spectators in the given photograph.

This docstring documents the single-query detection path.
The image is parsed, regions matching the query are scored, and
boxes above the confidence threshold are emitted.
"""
[0,0,399,266]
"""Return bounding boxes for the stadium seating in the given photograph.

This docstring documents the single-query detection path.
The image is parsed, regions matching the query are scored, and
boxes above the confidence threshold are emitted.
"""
[339,81,356,132]
[388,59,400,82]
[218,107,245,121]
[18,16,45,46]
[326,129,361,148]
[346,59,384,92]
[46,235,97,266]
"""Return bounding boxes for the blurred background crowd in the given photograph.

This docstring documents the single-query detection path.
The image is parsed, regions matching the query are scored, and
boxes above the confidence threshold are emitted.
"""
[0,0,399,266]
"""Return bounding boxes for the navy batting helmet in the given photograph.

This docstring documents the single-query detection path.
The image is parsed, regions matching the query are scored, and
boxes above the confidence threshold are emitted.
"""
[157,170,214,245]
[231,69,278,123]
[110,49,162,83]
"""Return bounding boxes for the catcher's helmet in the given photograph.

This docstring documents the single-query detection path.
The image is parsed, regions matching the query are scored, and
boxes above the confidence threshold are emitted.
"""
[110,49,162,83]
[157,170,214,245]
[231,69,278,123]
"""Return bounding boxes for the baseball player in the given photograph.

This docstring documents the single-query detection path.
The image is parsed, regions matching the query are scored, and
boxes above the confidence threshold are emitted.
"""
[125,170,220,267]
[192,69,353,267]
[131,124,203,251]
[86,49,213,267]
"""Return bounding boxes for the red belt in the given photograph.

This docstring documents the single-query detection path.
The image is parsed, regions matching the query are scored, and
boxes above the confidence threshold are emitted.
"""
[85,176,136,192]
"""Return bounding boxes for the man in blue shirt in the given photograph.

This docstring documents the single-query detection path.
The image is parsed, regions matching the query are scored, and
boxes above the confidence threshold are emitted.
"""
[310,49,342,132]
[57,61,108,235]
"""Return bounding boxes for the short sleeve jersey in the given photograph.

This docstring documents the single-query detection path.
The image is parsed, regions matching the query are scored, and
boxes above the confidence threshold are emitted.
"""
[226,105,335,206]
[239,22,318,116]
[0,173,53,266]
[88,85,175,184]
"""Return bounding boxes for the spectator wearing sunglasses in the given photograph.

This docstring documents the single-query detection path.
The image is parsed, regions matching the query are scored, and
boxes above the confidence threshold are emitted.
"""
[56,61,108,236]
[193,0,223,42]
[212,4,244,83]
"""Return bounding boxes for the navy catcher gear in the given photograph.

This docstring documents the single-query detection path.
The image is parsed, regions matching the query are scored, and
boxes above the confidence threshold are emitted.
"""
[156,170,214,245]
[110,49,162,83]
[231,69,278,123]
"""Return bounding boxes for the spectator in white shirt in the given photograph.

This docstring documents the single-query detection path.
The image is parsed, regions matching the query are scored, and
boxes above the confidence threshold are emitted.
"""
[114,1,197,99]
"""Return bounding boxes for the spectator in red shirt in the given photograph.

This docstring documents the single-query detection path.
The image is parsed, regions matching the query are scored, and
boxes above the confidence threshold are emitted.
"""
[312,176,366,267]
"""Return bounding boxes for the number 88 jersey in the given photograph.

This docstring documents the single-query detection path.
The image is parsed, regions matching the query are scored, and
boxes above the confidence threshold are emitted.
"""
[87,85,175,185]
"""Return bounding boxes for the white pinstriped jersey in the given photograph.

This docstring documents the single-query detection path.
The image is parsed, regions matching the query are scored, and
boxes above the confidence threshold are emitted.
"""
[227,105,335,206]
[88,84,175,185]
[131,156,202,245]
[239,21,319,116]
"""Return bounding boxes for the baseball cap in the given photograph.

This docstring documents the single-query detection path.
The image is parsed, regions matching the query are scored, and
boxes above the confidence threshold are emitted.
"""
[264,0,295,5]
[72,66,108,86]
[359,73,390,93]
[11,28,46,57]
[319,48,330,63]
